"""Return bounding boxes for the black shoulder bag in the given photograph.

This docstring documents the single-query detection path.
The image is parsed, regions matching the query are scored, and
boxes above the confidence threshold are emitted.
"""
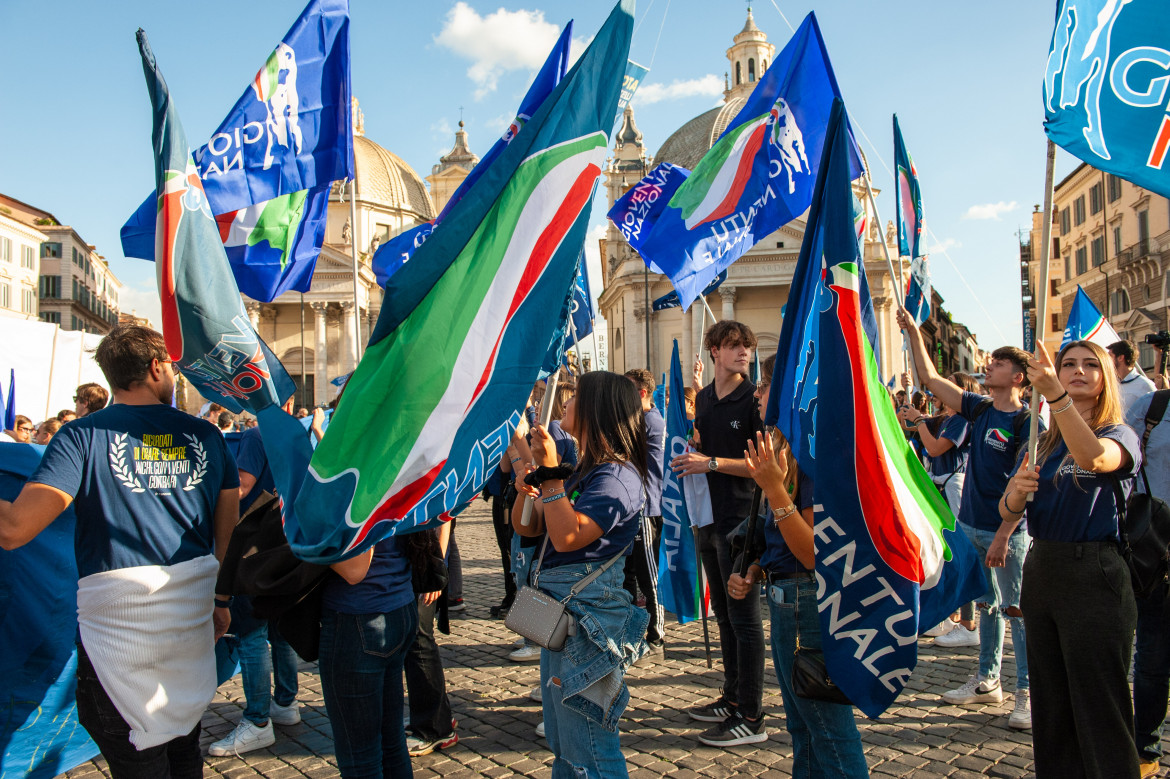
[1115,390,1170,600]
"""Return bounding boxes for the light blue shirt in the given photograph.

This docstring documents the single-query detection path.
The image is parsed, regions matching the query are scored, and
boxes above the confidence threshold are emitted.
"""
[1127,391,1170,502]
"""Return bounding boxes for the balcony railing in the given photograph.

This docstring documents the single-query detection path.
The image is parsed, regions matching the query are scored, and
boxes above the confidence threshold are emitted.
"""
[1117,230,1170,268]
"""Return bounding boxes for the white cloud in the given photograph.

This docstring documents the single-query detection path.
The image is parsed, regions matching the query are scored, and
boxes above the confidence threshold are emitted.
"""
[435,3,565,99]
[430,117,453,138]
[118,281,163,332]
[634,74,724,106]
[962,201,1017,220]
[928,237,961,254]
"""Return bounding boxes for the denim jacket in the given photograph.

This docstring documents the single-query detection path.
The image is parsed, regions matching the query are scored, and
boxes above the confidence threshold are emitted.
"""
[537,560,648,730]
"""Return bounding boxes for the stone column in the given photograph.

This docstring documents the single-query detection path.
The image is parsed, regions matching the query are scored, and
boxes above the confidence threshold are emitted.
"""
[719,285,737,321]
[245,301,261,331]
[340,301,357,375]
[311,302,329,405]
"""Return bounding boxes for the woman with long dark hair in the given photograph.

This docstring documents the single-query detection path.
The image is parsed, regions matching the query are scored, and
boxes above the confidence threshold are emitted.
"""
[512,371,648,778]
[996,340,1142,777]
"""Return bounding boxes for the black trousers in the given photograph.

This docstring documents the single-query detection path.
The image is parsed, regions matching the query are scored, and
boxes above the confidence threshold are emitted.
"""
[697,523,766,719]
[1021,540,1140,779]
[74,642,202,779]
[405,596,454,740]
[490,495,516,605]
[622,514,665,644]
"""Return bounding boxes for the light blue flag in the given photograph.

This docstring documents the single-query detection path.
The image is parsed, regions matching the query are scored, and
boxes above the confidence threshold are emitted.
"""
[657,340,703,623]
[1045,0,1170,198]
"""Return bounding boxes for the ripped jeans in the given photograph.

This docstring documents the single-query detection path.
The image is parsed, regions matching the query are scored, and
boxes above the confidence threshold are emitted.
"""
[960,522,1029,691]
[538,559,647,779]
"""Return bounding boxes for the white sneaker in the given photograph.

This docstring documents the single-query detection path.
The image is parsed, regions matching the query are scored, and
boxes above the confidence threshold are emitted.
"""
[935,625,979,647]
[208,719,275,757]
[535,720,546,738]
[924,620,955,637]
[508,644,542,663]
[529,685,543,703]
[269,699,300,726]
[942,674,1003,705]
[1009,689,1032,730]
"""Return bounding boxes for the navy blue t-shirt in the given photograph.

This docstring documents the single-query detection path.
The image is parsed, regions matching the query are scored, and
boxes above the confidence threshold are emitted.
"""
[1017,424,1142,542]
[958,392,1038,532]
[236,426,275,514]
[929,415,970,477]
[548,420,578,468]
[29,403,239,579]
[322,536,415,614]
[759,472,814,574]
[541,462,645,569]
[644,407,666,517]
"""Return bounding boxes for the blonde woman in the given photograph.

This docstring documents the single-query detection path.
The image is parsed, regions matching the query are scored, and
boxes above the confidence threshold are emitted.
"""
[996,340,1142,778]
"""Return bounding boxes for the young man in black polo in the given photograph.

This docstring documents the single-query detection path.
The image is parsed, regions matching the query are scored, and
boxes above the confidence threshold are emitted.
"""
[671,320,766,745]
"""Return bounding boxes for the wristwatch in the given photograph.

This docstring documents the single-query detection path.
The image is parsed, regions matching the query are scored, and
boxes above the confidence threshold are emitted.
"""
[773,504,797,525]
[708,457,719,472]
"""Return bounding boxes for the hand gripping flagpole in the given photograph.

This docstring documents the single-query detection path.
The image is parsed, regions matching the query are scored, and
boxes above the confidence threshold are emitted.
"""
[863,173,920,389]
[1027,140,1058,500]
[520,369,561,527]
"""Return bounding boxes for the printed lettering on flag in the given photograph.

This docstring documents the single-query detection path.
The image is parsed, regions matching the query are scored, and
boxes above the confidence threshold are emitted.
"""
[1045,0,1170,198]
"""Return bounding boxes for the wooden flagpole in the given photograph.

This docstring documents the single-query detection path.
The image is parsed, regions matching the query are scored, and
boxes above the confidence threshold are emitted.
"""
[1027,140,1058,495]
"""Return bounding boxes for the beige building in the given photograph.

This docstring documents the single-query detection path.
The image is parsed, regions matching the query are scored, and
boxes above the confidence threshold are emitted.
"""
[0,203,45,322]
[0,193,120,334]
[1054,161,1170,369]
[599,10,908,383]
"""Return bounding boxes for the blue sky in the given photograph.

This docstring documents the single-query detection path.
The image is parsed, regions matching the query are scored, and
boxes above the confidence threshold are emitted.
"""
[0,0,1076,350]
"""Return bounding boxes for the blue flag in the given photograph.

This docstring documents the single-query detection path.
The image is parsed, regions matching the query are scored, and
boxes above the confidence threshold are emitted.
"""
[770,100,984,717]
[652,269,726,311]
[121,0,350,302]
[656,341,703,623]
[137,30,295,415]
[607,12,863,310]
[894,115,930,325]
[371,24,574,287]
[3,369,14,430]
[569,252,595,340]
[1061,284,1121,349]
[1045,0,1170,198]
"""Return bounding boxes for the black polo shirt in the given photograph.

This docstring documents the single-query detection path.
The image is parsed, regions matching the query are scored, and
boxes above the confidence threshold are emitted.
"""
[695,377,762,533]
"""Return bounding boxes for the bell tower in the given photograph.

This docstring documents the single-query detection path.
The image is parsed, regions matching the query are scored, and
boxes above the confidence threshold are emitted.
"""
[724,8,775,103]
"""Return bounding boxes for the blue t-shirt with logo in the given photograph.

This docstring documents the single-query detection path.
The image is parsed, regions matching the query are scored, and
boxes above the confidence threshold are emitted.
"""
[759,471,814,574]
[29,403,239,579]
[958,392,1037,532]
[1016,424,1141,542]
[644,407,666,517]
[929,415,970,477]
[541,461,645,569]
[236,426,275,514]
[322,536,415,614]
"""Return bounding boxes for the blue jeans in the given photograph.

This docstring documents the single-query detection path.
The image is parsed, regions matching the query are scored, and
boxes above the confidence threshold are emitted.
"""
[233,622,300,725]
[319,604,419,779]
[768,577,868,779]
[539,559,645,779]
[960,522,1029,690]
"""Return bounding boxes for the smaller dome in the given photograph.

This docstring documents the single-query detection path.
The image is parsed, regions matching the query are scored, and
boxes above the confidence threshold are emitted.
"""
[653,98,745,170]
[352,135,436,220]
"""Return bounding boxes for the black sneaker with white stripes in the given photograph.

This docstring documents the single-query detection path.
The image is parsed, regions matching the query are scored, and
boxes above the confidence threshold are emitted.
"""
[687,694,737,723]
[697,713,767,747]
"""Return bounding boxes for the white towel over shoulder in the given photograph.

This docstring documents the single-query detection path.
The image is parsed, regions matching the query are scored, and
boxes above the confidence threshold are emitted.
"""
[76,554,219,750]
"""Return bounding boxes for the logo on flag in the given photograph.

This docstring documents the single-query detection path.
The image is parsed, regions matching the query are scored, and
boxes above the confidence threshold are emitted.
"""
[1045,0,1170,198]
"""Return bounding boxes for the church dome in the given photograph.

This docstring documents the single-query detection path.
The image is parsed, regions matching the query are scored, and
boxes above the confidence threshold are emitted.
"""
[653,97,745,170]
[352,135,436,220]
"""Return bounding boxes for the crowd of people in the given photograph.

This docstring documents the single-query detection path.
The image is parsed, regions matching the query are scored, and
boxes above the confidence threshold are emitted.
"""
[1,317,1169,779]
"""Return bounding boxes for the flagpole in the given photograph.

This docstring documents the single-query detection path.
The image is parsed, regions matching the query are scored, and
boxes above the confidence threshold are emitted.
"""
[300,292,307,408]
[863,174,920,388]
[520,369,560,527]
[1027,140,1057,497]
[348,179,364,362]
[568,317,583,375]
[695,530,712,668]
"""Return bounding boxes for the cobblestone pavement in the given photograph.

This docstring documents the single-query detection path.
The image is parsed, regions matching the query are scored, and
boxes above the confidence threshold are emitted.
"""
[62,500,1047,779]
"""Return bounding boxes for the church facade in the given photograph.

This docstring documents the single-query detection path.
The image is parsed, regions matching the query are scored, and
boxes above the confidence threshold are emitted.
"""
[598,10,909,385]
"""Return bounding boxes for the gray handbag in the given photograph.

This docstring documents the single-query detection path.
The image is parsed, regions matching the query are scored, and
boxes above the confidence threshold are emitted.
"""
[505,535,631,651]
